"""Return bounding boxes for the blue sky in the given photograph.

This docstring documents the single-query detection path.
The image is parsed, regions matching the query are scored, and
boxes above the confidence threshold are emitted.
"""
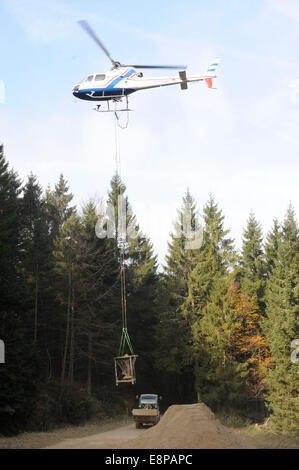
[0,0,299,266]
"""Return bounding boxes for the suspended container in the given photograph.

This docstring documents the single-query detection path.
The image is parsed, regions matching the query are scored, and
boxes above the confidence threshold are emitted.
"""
[114,354,137,385]
[114,327,137,386]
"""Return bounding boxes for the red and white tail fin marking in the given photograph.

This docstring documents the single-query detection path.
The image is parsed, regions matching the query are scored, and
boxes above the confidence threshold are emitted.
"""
[205,77,213,88]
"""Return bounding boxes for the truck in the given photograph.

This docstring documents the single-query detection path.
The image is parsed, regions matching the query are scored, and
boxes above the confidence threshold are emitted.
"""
[132,394,161,429]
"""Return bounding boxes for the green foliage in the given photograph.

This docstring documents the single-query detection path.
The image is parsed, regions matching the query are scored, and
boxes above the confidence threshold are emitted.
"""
[59,389,97,425]
[106,175,159,390]
[44,174,75,240]
[240,212,266,310]
[195,350,248,411]
[262,205,299,434]
[0,145,298,436]
[182,196,240,407]
[0,312,44,434]
[95,386,127,417]
[154,191,202,402]
[0,145,22,310]
[216,409,253,428]
[27,382,110,430]
[264,218,281,276]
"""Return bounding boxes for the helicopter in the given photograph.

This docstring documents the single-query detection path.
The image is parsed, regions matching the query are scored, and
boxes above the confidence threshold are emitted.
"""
[73,20,220,111]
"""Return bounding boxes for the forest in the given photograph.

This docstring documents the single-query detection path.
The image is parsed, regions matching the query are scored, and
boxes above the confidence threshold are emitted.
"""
[0,143,298,436]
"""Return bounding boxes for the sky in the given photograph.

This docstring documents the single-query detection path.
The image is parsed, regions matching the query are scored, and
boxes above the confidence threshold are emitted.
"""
[0,0,298,267]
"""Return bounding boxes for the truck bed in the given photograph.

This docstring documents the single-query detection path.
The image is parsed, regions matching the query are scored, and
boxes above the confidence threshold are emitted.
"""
[132,408,157,417]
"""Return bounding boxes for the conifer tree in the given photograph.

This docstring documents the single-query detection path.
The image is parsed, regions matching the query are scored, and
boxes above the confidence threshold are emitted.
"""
[183,195,235,326]
[0,145,22,310]
[240,212,266,310]
[262,205,299,433]
[165,190,202,300]
[42,174,76,378]
[0,147,43,433]
[182,195,242,408]
[44,174,75,242]
[105,174,159,390]
[154,190,202,402]
[75,200,120,393]
[20,174,51,342]
[264,219,281,277]
[54,212,82,391]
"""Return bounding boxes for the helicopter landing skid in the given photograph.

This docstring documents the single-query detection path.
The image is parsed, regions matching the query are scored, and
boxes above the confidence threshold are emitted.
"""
[93,96,133,113]
[93,107,133,113]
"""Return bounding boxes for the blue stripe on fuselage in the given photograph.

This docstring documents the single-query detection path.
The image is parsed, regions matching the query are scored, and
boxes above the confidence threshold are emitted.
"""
[79,68,135,94]
[106,68,135,90]
[74,70,136,101]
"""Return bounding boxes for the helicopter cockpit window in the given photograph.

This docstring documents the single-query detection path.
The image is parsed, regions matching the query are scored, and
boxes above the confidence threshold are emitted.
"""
[87,75,94,81]
[95,74,105,81]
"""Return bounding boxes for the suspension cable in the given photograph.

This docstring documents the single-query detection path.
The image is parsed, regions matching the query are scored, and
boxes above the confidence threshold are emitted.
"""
[114,98,130,130]
[114,112,121,176]
[114,109,130,130]
[113,116,134,357]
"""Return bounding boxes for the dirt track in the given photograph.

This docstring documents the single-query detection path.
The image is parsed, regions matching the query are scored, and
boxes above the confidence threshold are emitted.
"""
[45,423,142,449]
[45,403,255,449]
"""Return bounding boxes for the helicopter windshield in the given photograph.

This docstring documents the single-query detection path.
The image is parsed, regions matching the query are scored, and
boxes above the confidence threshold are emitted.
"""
[80,75,94,83]
[80,74,106,83]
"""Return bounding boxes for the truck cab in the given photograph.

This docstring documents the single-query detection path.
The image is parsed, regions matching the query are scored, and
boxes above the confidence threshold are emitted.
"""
[132,394,162,429]
[139,394,159,410]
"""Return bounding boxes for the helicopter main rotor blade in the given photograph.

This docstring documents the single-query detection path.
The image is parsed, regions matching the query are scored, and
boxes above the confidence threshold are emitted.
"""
[77,21,187,71]
[122,64,187,70]
[78,20,116,66]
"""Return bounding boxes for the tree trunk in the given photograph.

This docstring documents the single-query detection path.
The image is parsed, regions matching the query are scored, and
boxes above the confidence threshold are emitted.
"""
[194,355,201,402]
[34,262,39,342]
[68,282,75,384]
[61,265,72,392]
[87,333,92,395]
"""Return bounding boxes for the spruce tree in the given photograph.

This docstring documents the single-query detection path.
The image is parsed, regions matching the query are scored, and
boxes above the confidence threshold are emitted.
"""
[106,174,159,391]
[264,219,281,277]
[0,145,22,310]
[262,205,299,433]
[182,195,242,409]
[165,189,202,302]
[240,212,266,311]
[154,190,202,403]
[0,147,43,433]
[20,174,51,342]
[75,200,120,393]
[44,174,75,242]
[53,211,82,391]
[42,174,76,378]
